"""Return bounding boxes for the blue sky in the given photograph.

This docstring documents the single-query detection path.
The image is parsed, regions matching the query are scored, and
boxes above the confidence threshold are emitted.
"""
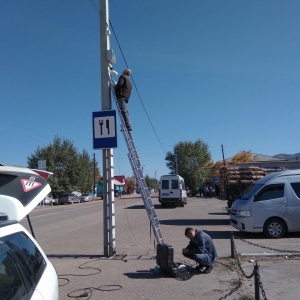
[1,0,300,179]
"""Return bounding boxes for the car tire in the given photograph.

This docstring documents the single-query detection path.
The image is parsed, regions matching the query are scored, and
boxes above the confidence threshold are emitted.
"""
[263,218,286,238]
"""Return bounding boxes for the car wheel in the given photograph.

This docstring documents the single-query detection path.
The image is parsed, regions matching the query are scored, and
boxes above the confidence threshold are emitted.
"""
[263,218,286,238]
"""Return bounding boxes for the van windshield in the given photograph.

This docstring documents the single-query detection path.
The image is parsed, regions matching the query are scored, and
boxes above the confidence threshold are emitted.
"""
[240,184,264,200]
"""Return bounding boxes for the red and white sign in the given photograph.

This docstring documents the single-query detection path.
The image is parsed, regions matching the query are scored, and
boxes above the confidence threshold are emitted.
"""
[21,179,42,192]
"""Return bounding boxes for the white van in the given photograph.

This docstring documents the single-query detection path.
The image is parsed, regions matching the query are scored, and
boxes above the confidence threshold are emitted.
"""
[230,169,300,238]
[159,175,187,207]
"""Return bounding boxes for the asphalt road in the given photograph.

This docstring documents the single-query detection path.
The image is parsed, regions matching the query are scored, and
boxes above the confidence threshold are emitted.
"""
[21,194,300,300]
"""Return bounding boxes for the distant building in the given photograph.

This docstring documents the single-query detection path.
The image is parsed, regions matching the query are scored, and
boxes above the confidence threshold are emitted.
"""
[96,176,125,198]
[226,153,300,170]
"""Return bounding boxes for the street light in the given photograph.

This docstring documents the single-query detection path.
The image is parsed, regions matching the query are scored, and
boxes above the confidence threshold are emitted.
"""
[142,165,145,174]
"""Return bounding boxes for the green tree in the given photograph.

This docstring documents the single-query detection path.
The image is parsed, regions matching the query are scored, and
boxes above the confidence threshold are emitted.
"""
[165,140,212,196]
[145,175,159,191]
[27,136,100,198]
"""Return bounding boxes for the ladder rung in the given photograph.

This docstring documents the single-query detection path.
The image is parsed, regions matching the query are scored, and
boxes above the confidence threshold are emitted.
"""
[109,77,164,244]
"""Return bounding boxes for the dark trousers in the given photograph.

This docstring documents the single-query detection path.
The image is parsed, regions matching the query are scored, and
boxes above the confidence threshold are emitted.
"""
[183,247,214,268]
[117,98,131,129]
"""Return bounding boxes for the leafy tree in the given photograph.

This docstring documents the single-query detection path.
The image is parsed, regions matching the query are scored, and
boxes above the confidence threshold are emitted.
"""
[211,160,229,176]
[232,150,252,164]
[27,135,100,198]
[145,175,159,191]
[165,140,212,196]
[125,176,136,194]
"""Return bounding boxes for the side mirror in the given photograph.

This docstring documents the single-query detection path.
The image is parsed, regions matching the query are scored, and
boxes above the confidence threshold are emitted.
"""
[254,194,259,202]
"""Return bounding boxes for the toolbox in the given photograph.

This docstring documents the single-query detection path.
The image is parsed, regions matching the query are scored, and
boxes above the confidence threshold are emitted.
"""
[156,243,179,277]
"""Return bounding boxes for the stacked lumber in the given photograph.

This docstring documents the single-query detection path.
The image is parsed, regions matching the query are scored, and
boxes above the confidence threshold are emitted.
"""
[218,165,285,204]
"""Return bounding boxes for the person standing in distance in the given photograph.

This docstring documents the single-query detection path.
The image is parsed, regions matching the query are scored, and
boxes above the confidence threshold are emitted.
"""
[182,227,217,273]
[115,68,132,131]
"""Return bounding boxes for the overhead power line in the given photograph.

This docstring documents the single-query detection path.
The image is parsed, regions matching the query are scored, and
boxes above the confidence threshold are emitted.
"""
[88,0,167,154]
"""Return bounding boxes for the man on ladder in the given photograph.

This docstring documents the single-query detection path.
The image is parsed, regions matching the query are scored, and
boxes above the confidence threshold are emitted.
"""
[111,68,182,277]
[114,68,132,131]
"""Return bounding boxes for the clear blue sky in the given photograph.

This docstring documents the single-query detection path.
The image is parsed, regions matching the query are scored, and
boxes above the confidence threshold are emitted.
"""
[1,0,300,179]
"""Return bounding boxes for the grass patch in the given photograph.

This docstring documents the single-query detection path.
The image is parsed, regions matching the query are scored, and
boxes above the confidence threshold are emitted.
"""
[231,261,240,268]
[231,279,241,286]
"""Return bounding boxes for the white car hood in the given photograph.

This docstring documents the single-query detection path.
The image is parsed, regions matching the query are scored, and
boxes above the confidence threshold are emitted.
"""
[0,164,51,221]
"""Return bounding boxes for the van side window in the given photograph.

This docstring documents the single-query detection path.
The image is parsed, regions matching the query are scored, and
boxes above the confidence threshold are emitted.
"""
[256,184,284,201]
[290,182,300,198]
[171,180,179,189]
[161,180,169,190]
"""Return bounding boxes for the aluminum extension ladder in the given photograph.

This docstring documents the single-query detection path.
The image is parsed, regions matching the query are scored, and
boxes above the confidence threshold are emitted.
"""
[109,75,164,245]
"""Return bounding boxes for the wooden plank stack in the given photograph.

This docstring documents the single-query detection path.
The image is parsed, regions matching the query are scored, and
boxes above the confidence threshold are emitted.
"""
[218,165,285,207]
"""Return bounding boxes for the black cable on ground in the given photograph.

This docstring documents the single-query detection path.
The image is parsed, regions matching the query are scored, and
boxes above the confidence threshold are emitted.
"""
[68,285,122,300]
[58,258,123,299]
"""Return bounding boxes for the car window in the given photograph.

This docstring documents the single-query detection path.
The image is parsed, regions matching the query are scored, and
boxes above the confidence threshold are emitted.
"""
[171,180,179,189]
[0,174,17,187]
[0,252,27,300]
[2,232,46,285]
[0,172,48,207]
[256,184,284,201]
[161,180,169,189]
[290,182,300,198]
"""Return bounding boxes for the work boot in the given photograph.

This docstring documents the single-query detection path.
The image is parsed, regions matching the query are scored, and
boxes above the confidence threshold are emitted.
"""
[203,265,213,274]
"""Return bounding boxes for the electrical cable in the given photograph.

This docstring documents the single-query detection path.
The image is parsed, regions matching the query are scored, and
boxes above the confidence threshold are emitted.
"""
[58,258,123,299]
[88,0,167,155]
[88,0,158,257]
[58,259,102,286]
[109,20,167,154]
[120,196,154,254]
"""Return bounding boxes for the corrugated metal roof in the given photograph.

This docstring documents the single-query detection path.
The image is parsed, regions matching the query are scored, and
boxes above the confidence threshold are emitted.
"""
[226,153,285,162]
[251,153,285,162]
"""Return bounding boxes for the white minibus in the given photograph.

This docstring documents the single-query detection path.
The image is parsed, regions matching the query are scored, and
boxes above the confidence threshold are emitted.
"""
[230,170,300,238]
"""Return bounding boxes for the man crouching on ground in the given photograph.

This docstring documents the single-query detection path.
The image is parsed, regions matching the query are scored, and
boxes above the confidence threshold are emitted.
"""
[182,227,217,273]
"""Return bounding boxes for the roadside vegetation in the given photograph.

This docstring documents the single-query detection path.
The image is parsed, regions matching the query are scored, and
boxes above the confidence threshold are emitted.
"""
[26,135,253,198]
[27,135,100,198]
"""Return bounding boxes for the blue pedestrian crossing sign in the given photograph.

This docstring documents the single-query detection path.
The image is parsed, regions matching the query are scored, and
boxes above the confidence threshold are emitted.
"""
[92,110,117,149]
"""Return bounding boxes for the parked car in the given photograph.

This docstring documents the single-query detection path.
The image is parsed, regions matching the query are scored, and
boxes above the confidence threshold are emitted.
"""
[40,196,57,205]
[0,164,59,300]
[58,193,80,204]
[80,193,91,202]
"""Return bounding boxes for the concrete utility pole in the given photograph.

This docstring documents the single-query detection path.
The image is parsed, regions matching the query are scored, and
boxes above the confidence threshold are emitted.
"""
[100,0,115,257]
